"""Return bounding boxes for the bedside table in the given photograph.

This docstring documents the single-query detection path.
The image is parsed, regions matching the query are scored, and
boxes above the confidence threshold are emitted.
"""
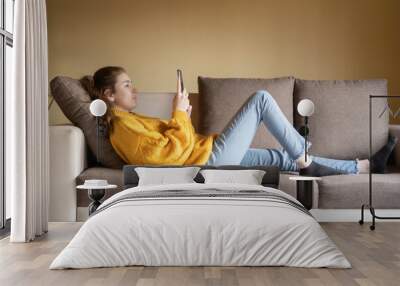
[289,176,321,210]
[77,184,117,215]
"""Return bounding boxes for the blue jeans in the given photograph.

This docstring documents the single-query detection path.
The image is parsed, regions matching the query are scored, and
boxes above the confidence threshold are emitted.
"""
[205,90,358,174]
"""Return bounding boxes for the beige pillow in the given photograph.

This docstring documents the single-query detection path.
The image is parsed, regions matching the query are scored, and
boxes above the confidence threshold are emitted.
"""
[198,76,295,149]
[50,76,125,169]
[135,167,201,186]
[294,79,388,159]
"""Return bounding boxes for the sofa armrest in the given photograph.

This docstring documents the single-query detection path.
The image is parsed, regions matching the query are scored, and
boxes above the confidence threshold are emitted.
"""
[49,125,87,221]
[389,124,400,168]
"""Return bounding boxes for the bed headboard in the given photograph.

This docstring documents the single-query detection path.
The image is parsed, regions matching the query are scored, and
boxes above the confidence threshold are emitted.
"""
[123,165,280,189]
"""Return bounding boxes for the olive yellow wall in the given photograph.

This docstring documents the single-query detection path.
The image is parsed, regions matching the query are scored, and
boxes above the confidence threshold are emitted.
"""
[47,0,400,125]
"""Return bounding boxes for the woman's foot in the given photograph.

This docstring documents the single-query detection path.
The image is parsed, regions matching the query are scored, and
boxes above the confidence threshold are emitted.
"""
[299,161,346,177]
[370,134,398,173]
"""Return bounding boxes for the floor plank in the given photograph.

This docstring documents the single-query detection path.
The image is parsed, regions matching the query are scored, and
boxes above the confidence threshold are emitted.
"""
[1,222,400,286]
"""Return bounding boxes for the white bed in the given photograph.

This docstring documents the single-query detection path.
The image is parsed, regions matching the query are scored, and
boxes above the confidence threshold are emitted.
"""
[50,183,350,269]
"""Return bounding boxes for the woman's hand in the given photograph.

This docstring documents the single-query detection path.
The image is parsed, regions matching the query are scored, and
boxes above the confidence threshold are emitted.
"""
[173,76,190,114]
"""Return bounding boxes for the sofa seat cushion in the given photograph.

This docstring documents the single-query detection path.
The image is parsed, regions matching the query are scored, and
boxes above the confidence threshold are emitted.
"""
[294,79,388,160]
[76,167,123,207]
[50,76,125,168]
[317,173,400,209]
[198,76,295,148]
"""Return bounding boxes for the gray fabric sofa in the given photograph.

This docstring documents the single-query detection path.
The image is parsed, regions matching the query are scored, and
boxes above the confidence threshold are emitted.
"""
[49,75,400,221]
[197,76,400,210]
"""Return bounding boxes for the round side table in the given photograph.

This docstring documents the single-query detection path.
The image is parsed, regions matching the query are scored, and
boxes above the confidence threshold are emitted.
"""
[76,184,117,215]
[289,176,321,210]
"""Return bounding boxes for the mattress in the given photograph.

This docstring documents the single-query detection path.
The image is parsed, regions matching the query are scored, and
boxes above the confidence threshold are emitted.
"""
[50,183,350,269]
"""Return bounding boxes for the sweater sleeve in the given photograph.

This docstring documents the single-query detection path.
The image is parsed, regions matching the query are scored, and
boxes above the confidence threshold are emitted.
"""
[138,110,195,164]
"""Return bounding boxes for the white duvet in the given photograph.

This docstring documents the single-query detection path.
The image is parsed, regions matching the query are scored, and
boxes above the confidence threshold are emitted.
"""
[50,183,351,269]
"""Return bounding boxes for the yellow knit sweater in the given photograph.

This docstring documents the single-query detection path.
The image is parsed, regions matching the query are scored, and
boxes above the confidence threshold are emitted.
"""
[109,107,217,165]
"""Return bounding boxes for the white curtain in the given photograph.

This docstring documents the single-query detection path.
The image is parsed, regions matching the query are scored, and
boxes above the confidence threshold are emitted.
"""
[8,0,49,242]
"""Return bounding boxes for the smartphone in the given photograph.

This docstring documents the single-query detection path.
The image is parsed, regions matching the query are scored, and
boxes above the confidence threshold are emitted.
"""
[177,69,185,94]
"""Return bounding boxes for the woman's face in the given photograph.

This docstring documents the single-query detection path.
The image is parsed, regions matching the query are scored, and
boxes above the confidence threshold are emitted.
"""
[107,72,138,111]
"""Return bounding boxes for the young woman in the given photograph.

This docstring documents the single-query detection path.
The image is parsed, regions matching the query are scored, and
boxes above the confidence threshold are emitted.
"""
[81,66,397,177]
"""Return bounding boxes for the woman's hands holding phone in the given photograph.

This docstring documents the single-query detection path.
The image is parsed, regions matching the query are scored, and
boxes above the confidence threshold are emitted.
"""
[173,74,192,117]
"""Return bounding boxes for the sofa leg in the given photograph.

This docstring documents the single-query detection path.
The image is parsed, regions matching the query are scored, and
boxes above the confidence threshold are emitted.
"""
[359,204,366,225]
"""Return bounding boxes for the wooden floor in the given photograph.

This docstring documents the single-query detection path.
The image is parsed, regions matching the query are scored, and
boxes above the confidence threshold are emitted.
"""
[0,222,399,286]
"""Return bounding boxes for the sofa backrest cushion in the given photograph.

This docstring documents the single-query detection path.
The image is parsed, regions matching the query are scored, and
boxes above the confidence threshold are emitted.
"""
[50,76,125,169]
[198,76,295,148]
[294,79,389,160]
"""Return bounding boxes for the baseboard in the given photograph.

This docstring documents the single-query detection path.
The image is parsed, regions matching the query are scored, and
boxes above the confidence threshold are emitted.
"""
[77,207,400,222]
[77,207,89,222]
[310,209,400,222]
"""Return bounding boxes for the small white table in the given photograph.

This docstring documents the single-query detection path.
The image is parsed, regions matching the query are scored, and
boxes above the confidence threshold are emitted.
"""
[77,184,118,215]
[289,176,321,210]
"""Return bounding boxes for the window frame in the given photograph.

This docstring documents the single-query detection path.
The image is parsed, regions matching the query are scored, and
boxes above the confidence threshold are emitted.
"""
[0,0,14,231]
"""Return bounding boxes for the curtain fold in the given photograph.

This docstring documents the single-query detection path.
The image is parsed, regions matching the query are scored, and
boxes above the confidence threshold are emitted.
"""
[9,0,49,242]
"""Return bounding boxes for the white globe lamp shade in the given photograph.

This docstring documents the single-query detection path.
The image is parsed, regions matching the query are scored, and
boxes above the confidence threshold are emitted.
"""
[89,99,107,117]
[297,99,315,117]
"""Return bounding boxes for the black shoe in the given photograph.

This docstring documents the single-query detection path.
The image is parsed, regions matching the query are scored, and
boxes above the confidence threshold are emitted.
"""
[371,134,398,174]
[299,161,346,177]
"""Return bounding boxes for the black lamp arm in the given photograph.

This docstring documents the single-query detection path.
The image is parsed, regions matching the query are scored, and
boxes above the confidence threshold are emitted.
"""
[305,116,308,162]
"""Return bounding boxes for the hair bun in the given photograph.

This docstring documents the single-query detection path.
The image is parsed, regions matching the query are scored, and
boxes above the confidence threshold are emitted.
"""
[80,75,97,100]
